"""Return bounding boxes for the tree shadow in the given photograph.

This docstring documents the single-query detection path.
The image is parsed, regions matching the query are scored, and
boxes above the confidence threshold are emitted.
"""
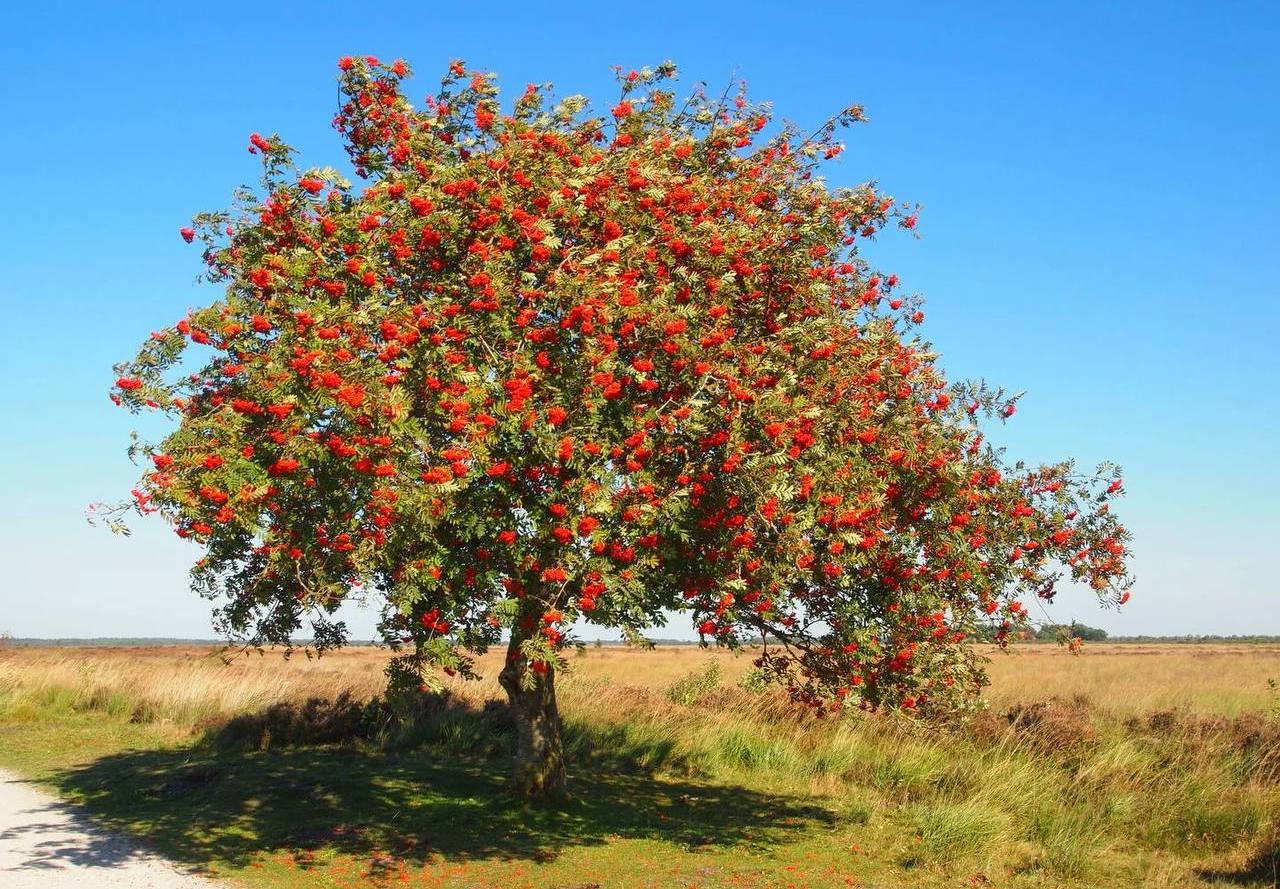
[1197,830,1280,887]
[0,780,158,871]
[42,695,835,873]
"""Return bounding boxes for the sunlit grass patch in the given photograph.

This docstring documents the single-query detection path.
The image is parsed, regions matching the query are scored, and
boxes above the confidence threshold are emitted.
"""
[909,799,1011,860]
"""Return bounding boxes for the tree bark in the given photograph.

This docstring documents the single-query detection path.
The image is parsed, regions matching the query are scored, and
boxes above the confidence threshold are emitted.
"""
[498,635,567,803]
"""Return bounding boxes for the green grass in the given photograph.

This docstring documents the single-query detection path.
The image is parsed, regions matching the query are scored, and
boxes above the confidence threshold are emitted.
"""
[1,713,875,889]
[909,800,1010,860]
[1,656,1278,888]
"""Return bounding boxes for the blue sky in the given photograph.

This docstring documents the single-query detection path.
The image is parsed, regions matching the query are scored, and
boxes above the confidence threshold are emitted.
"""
[1,1,1276,640]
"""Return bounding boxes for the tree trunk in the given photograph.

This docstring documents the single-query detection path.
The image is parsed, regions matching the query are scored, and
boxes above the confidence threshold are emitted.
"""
[498,639,567,803]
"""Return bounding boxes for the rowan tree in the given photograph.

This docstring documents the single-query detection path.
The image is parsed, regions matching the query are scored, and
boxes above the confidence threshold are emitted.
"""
[105,57,1132,800]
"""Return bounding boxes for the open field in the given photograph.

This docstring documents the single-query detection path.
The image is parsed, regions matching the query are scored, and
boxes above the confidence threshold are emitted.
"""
[1,641,1278,888]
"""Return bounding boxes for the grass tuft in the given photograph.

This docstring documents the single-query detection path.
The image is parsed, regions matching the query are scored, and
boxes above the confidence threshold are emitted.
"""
[910,799,1010,860]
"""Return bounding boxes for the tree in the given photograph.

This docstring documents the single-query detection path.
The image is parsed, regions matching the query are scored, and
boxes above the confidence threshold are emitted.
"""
[105,57,1132,800]
[1067,622,1109,642]
[1033,621,1108,644]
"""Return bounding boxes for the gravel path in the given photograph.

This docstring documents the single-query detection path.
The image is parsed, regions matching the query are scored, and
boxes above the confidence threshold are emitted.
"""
[0,769,220,888]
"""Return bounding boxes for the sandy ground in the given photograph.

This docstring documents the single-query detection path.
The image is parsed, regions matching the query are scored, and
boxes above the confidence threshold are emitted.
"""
[0,770,219,888]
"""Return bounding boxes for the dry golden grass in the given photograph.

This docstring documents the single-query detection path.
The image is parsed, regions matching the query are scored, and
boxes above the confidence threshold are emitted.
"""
[983,642,1280,716]
[2,640,1277,723]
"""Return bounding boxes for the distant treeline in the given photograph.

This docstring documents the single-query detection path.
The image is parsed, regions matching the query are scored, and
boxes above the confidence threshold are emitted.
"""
[5,633,1280,648]
[939,624,1280,645]
[1,637,381,647]
[1021,630,1280,644]
[1095,635,1280,644]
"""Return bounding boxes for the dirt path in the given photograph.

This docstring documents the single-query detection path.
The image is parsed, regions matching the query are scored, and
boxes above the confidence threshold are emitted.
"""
[0,769,220,888]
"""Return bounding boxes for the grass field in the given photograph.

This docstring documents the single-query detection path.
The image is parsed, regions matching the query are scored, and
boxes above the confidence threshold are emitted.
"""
[1,641,1277,888]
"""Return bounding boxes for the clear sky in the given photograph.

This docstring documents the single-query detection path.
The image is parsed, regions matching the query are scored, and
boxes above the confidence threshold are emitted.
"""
[1,1,1276,640]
